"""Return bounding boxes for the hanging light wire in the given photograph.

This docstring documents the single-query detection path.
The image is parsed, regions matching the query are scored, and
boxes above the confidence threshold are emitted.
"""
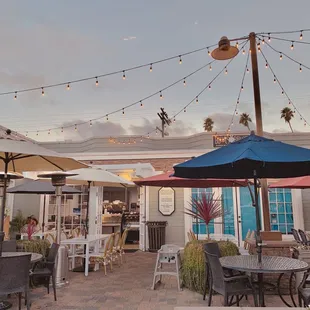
[259,48,310,127]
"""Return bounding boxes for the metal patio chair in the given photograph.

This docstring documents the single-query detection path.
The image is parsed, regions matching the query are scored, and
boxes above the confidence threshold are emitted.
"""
[299,229,310,246]
[205,250,258,307]
[292,228,302,244]
[0,254,31,310]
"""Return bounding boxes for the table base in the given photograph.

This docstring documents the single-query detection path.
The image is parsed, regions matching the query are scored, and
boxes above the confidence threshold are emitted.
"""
[0,300,12,309]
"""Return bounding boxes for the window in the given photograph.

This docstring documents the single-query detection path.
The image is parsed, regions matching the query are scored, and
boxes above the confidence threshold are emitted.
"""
[222,188,235,235]
[269,188,293,234]
[191,188,214,235]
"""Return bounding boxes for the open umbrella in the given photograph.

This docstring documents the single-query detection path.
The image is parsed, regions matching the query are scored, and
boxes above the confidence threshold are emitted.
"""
[7,179,82,233]
[0,129,87,253]
[269,176,310,189]
[174,132,310,263]
[64,167,134,272]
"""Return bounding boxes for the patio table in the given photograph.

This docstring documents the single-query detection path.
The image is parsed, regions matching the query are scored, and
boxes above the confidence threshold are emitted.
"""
[61,234,110,276]
[220,255,308,307]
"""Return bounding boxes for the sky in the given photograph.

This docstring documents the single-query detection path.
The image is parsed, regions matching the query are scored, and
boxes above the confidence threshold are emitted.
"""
[1,1,310,142]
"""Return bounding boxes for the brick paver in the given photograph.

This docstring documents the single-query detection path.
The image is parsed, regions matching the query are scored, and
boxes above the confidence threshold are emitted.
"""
[2,251,290,309]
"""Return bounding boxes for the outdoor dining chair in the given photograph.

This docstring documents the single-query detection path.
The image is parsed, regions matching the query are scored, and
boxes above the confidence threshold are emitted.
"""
[298,268,310,307]
[0,254,31,310]
[292,228,302,244]
[205,250,258,307]
[2,240,17,252]
[30,243,60,302]
[299,229,310,246]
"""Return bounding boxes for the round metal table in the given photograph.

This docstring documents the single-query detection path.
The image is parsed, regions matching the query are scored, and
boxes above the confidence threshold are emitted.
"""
[220,255,308,307]
[0,252,43,309]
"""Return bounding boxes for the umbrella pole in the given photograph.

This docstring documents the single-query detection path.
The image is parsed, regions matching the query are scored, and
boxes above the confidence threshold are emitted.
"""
[55,186,62,244]
[0,159,8,256]
[254,174,262,263]
[42,195,46,236]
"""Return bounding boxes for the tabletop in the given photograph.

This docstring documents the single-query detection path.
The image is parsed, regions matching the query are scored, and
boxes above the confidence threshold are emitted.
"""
[61,234,110,245]
[2,252,43,263]
[220,255,309,274]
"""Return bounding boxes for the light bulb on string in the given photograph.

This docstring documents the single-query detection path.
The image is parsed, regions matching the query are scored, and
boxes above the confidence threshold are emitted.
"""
[155,129,158,135]
[184,108,186,112]
[305,122,307,127]
[208,48,210,56]
[300,117,303,120]
[95,78,99,86]
[268,33,271,42]
[280,53,283,60]
[235,41,239,48]
[281,90,284,95]
[241,85,244,91]
[299,64,302,72]
[257,41,261,51]
[291,41,294,50]
[140,137,143,142]
[242,49,245,55]
[14,92,17,100]
[106,115,109,121]
[61,127,64,133]
[289,101,291,105]
[237,99,240,105]
[265,62,268,68]
[179,55,182,64]
[300,31,303,40]
[273,77,277,83]
[122,71,126,80]
[122,108,125,115]
[225,67,228,75]
[147,133,150,138]
[36,131,39,136]
[140,100,143,107]
[236,110,238,115]
[196,97,198,103]
[90,120,93,127]
[149,64,153,72]
[160,91,163,99]
[67,83,70,90]
[74,124,77,131]
[246,67,249,73]
[41,88,45,96]
[25,132,28,137]
[262,37,265,44]
[208,84,211,90]
[183,79,186,86]
[209,65,212,71]
[48,130,51,135]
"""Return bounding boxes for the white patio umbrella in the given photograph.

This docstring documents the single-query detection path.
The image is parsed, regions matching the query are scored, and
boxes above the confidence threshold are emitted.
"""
[0,130,87,236]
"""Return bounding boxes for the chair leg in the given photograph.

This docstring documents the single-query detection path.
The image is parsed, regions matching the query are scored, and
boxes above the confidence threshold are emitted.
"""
[236,295,240,306]
[104,263,107,276]
[25,290,30,310]
[298,293,302,307]
[224,294,229,306]
[253,291,258,307]
[207,289,213,306]
[203,276,208,300]
[18,292,21,310]
[46,276,50,294]
[52,274,57,301]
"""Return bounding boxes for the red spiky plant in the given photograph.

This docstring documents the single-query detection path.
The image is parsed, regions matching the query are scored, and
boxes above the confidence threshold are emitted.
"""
[185,192,223,239]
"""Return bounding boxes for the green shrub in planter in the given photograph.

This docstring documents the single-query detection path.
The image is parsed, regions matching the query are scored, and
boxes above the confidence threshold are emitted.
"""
[181,240,239,294]
[17,239,51,258]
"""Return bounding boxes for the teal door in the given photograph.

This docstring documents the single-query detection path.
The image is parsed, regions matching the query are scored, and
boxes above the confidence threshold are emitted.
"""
[239,187,260,240]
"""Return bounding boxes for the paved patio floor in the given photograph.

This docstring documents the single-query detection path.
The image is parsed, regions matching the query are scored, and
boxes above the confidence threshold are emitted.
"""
[4,251,291,309]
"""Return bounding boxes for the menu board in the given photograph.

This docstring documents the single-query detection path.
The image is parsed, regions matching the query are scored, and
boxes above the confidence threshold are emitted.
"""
[158,187,175,216]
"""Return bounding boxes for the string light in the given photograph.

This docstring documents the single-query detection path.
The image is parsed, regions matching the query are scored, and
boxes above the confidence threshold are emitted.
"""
[48,130,51,135]
[242,49,245,55]
[160,91,163,99]
[74,124,77,131]
[179,55,182,64]
[67,83,70,90]
[149,64,153,72]
[122,70,126,80]
[61,127,64,133]
[173,117,176,122]
[106,115,109,121]
[235,42,239,48]
[209,65,212,71]
[36,131,39,136]
[300,31,303,40]
[273,76,277,83]
[90,120,93,127]
[281,90,284,95]
[208,84,211,90]
[155,129,158,135]
[41,88,45,96]
[225,67,228,75]
[183,79,186,86]
[280,53,283,60]
[262,37,265,44]
[299,64,302,72]
[265,62,268,68]
[140,100,143,107]
[14,92,17,100]
[196,96,198,103]
[208,48,210,56]
[241,85,244,91]
[246,67,249,73]
[291,41,294,50]
[95,78,99,86]
[268,33,271,42]
[122,108,125,115]
[184,108,186,112]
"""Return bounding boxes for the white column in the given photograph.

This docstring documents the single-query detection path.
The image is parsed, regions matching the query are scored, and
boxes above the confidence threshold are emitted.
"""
[292,189,304,230]
[183,188,192,244]
[213,188,222,234]
[145,186,150,250]
[88,187,98,235]
[139,186,146,251]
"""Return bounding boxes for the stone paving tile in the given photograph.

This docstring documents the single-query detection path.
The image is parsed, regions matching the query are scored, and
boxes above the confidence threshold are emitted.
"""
[2,251,295,309]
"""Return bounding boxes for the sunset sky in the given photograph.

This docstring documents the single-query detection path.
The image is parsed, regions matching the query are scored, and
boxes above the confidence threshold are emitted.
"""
[1,1,310,141]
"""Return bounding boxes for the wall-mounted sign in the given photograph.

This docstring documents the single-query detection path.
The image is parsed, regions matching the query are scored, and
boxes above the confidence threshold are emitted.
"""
[158,187,175,216]
[213,134,249,147]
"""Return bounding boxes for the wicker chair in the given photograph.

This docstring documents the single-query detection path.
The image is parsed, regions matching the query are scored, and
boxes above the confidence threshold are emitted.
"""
[90,234,114,275]
[118,229,129,264]
[30,243,60,301]
[0,254,31,310]
[205,250,257,307]
[2,240,17,252]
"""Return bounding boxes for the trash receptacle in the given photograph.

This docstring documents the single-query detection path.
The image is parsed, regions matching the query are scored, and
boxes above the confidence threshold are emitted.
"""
[146,221,167,252]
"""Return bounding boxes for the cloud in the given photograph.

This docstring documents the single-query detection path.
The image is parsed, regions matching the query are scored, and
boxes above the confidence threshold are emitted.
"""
[129,118,198,136]
[60,120,127,141]
[123,36,137,41]
[208,112,255,132]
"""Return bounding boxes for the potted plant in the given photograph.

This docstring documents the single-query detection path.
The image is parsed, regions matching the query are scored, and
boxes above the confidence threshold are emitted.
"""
[9,210,27,240]
[185,192,223,240]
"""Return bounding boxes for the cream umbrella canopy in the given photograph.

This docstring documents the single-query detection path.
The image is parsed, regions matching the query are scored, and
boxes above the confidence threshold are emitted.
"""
[0,129,87,234]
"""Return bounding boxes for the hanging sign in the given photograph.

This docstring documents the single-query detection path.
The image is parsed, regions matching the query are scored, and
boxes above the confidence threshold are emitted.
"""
[158,187,175,216]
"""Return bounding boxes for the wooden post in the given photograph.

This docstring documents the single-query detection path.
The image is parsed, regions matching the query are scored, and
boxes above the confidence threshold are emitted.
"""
[249,32,271,231]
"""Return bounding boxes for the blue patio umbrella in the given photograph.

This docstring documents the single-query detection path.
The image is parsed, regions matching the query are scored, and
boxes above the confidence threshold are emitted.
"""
[174,132,310,263]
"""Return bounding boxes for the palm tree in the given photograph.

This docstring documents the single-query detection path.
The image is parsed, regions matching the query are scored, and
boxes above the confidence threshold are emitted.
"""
[281,107,294,132]
[239,113,252,131]
[204,117,214,132]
